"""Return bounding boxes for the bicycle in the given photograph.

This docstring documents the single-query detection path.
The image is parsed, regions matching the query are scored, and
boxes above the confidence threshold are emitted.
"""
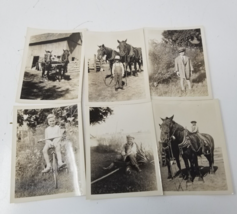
[38,136,67,189]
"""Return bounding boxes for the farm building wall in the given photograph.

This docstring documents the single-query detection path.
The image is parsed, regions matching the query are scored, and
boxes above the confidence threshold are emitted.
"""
[26,40,69,69]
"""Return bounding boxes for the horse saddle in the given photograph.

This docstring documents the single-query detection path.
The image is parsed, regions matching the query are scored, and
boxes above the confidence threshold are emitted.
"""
[179,130,211,154]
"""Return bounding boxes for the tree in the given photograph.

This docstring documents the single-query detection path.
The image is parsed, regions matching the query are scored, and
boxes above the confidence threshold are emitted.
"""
[162,29,203,51]
[17,105,78,130]
[90,107,113,125]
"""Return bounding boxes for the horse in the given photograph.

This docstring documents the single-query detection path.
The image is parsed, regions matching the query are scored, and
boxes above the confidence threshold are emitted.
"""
[97,44,120,75]
[41,50,52,80]
[159,115,215,183]
[60,49,70,80]
[117,39,143,76]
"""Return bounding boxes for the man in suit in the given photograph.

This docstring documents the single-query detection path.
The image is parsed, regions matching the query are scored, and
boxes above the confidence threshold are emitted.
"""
[174,47,194,91]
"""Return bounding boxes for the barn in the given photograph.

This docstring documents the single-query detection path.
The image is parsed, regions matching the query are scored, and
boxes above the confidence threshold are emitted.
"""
[25,32,82,72]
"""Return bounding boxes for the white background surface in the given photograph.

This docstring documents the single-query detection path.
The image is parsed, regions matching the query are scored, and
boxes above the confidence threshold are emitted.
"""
[0,0,236,213]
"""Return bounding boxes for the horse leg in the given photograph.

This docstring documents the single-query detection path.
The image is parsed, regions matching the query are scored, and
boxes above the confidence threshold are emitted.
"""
[134,61,138,76]
[109,61,113,76]
[183,156,191,182]
[166,157,172,180]
[173,153,181,176]
[192,153,203,182]
[137,60,141,72]
[204,153,215,174]
[128,63,134,76]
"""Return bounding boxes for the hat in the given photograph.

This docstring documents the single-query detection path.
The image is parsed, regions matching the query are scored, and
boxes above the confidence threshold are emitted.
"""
[178,47,186,53]
[126,135,134,140]
[47,114,55,120]
[191,121,197,124]
[114,55,120,60]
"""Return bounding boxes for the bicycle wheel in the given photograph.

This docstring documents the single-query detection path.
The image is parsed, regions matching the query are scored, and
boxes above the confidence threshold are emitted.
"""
[52,153,58,189]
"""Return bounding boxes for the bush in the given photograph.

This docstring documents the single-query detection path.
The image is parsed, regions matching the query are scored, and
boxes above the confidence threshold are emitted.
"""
[148,40,206,85]
[96,134,124,153]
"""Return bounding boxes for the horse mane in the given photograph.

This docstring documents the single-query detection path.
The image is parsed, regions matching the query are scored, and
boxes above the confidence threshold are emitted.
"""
[172,120,185,132]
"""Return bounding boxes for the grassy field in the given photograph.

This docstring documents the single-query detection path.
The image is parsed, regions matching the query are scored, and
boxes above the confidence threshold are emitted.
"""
[20,69,80,100]
[91,148,157,194]
[15,125,82,198]
[160,147,228,191]
[150,71,208,97]
[88,64,146,102]
[90,132,158,194]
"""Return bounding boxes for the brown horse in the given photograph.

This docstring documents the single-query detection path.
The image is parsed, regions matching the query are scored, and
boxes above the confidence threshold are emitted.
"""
[159,116,215,183]
[97,44,120,75]
[117,39,142,76]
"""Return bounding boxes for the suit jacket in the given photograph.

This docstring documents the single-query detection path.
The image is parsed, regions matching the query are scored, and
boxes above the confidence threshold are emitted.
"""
[175,55,193,80]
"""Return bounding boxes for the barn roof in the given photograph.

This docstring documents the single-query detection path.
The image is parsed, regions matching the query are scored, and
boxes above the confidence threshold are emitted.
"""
[29,33,74,45]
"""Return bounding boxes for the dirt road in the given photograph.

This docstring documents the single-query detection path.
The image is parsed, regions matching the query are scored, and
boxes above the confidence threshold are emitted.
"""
[88,64,147,102]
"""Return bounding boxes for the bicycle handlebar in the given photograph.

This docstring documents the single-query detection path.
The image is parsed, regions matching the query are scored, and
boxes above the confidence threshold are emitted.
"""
[37,135,64,143]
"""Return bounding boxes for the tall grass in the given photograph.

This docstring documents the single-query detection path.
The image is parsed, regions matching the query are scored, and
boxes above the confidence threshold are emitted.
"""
[15,124,80,198]
[95,133,153,160]
[96,134,124,153]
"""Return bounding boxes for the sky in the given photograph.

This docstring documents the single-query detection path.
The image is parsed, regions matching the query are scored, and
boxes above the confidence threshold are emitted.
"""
[145,29,164,46]
[90,103,152,136]
[85,29,145,59]
[152,101,225,147]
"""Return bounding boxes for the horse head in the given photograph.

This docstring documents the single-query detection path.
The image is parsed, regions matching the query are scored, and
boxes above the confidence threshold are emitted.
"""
[159,115,175,144]
[97,44,106,61]
[117,39,128,57]
[45,50,52,62]
[63,49,70,60]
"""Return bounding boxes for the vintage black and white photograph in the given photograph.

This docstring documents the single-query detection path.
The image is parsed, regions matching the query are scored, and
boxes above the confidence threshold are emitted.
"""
[152,100,233,194]
[11,104,85,203]
[86,103,162,199]
[144,27,212,100]
[85,29,150,104]
[16,28,84,103]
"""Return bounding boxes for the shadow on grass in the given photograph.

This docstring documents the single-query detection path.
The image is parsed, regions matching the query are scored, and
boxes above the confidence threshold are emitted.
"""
[171,165,218,181]
[192,72,206,83]
[20,81,70,100]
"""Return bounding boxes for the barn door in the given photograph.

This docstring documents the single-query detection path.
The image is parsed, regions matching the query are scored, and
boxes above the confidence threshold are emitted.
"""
[31,56,39,68]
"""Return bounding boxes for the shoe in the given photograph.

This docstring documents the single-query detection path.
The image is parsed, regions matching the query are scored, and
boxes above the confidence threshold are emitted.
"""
[58,163,66,169]
[103,163,114,170]
[42,166,51,173]
[115,88,118,91]
[120,87,124,90]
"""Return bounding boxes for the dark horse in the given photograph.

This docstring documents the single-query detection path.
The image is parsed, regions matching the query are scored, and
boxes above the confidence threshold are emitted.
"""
[41,50,52,80]
[117,39,142,76]
[41,50,70,81]
[97,44,120,75]
[159,116,215,183]
[60,49,70,80]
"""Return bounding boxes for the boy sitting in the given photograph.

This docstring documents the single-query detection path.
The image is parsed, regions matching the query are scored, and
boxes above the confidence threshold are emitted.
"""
[41,114,66,173]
